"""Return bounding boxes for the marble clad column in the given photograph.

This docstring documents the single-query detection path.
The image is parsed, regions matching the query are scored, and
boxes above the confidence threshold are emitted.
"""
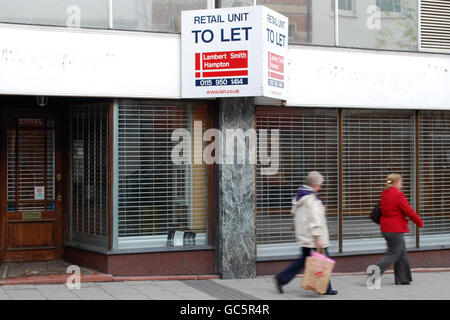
[216,97,256,279]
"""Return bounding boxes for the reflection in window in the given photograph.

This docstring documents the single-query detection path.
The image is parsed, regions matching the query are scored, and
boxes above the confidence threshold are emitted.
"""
[339,0,417,51]
[113,0,208,32]
[220,0,255,7]
[339,0,354,11]
[0,0,109,29]
[258,0,335,46]
[377,0,402,13]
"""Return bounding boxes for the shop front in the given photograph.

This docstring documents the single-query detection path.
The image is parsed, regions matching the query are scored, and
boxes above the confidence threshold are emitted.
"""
[0,96,217,276]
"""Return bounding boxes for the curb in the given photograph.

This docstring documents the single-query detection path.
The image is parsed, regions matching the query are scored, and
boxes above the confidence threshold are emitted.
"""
[0,273,114,285]
[0,273,220,285]
[113,275,220,282]
[1,268,450,285]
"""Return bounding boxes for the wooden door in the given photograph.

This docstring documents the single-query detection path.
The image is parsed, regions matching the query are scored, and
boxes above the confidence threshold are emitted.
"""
[1,112,63,262]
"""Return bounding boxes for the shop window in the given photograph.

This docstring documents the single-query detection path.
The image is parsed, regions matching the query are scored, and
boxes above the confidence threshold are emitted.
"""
[112,0,208,33]
[71,104,109,248]
[419,111,450,244]
[255,107,338,256]
[342,110,415,247]
[117,101,209,249]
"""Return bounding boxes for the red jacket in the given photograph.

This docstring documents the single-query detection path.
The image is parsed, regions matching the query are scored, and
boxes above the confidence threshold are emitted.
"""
[379,187,424,233]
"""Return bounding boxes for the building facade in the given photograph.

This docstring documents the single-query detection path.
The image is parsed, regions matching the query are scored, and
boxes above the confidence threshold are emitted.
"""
[1,0,450,278]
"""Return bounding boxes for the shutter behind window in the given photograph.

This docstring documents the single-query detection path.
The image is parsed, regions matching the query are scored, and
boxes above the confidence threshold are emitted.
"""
[117,101,208,248]
[419,111,450,236]
[342,110,415,240]
[71,104,109,242]
[255,107,339,247]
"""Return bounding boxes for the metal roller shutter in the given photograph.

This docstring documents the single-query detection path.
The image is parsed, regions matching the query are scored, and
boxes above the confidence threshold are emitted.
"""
[419,111,450,236]
[7,122,55,213]
[255,107,339,248]
[71,104,109,243]
[117,101,209,248]
[342,110,416,240]
[420,0,450,51]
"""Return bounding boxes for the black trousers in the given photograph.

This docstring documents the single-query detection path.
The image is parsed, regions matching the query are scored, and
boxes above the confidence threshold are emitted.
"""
[375,232,413,284]
[276,247,333,293]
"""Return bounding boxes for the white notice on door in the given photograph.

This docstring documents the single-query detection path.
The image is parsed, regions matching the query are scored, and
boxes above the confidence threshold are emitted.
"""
[34,186,45,200]
[174,231,185,246]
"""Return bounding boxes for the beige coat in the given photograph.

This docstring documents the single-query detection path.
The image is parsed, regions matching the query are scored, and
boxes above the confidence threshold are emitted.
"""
[292,189,330,248]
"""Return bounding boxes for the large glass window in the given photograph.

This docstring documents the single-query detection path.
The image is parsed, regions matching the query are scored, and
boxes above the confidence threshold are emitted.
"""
[221,0,255,7]
[0,0,109,29]
[112,0,208,33]
[342,110,416,250]
[338,0,418,51]
[254,107,449,256]
[419,111,450,245]
[117,101,209,249]
[71,103,110,249]
[220,1,336,46]
[255,107,339,256]
[257,0,336,45]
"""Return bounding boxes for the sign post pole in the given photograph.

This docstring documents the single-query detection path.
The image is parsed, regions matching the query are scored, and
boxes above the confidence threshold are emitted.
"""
[182,6,288,279]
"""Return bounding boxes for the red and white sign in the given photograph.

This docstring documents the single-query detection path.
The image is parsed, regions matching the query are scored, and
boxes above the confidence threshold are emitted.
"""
[268,52,285,81]
[182,6,288,99]
[34,186,45,200]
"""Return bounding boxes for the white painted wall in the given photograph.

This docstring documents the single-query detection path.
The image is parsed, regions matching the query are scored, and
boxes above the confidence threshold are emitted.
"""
[1,23,450,109]
[0,23,181,99]
[286,45,450,109]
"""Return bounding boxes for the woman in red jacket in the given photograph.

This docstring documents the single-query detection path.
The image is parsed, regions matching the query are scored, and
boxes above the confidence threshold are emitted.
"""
[374,173,424,285]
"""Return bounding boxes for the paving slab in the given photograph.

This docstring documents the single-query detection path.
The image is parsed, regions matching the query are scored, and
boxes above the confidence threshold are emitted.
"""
[0,271,450,300]
[98,282,149,300]
[35,284,82,300]
[72,286,116,300]
[6,289,46,300]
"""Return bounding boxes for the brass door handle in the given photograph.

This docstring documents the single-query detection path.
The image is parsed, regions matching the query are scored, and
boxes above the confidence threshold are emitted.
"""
[56,173,62,201]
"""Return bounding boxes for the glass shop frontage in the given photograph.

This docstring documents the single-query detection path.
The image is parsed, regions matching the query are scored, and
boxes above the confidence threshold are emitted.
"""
[0,96,216,276]
[2,95,450,277]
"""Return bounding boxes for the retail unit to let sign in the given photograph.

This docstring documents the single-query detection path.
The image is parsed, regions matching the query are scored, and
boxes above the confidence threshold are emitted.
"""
[181,6,288,99]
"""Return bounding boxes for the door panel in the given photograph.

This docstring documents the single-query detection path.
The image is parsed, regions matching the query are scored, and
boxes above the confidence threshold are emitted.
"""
[1,113,63,262]
[7,221,55,249]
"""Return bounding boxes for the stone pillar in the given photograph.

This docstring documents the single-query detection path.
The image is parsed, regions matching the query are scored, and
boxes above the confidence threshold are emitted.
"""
[215,97,256,279]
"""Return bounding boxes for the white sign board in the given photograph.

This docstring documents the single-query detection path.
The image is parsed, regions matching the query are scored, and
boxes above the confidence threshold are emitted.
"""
[181,6,288,99]
[34,186,45,200]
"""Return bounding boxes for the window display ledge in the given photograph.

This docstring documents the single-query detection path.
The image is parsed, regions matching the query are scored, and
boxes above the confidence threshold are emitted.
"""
[256,244,450,262]
[64,242,214,255]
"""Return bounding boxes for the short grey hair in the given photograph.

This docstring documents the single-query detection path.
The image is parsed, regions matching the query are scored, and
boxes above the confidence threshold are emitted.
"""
[305,171,324,187]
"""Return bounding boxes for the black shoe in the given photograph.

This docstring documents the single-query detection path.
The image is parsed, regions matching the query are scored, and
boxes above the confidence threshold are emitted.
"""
[274,276,284,294]
[323,290,338,295]
[395,282,410,285]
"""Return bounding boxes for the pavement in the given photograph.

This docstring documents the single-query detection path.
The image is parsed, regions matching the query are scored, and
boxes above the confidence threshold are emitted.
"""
[0,269,449,300]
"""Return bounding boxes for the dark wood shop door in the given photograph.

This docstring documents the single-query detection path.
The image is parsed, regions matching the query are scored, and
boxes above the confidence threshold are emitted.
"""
[1,113,63,262]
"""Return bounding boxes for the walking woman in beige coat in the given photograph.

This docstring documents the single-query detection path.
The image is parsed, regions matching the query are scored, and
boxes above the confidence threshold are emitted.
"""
[274,171,338,295]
